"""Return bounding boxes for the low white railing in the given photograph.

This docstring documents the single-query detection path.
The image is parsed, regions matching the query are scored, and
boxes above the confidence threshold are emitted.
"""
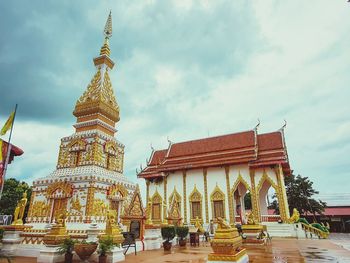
[260,214,281,222]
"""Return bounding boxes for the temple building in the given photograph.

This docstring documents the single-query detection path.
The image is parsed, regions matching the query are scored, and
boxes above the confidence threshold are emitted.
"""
[138,126,292,227]
[26,13,138,230]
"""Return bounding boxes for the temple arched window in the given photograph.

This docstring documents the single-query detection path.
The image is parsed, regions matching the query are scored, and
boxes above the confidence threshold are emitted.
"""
[189,185,203,224]
[104,141,118,170]
[151,190,162,224]
[68,139,86,167]
[210,184,226,220]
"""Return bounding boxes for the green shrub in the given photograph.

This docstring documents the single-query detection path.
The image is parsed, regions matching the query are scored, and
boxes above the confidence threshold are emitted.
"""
[98,236,114,256]
[176,226,189,240]
[161,226,176,242]
[57,238,76,255]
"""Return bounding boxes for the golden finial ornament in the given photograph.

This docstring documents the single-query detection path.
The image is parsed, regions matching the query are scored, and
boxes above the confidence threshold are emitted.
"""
[104,11,112,39]
[100,11,112,56]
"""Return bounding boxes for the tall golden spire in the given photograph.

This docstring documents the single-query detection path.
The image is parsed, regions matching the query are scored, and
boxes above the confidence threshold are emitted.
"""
[73,11,119,136]
[100,11,112,57]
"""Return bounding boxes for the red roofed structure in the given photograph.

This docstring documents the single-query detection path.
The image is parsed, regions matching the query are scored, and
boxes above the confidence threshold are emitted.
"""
[138,127,292,227]
[138,129,290,179]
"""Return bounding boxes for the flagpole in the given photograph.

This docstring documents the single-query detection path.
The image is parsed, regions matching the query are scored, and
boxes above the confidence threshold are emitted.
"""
[0,104,18,200]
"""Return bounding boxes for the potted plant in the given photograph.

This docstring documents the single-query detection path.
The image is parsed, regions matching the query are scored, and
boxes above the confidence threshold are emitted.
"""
[57,238,76,263]
[98,236,114,263]
[176,226,189,247]
[74,240,98,262]
[161,226,176,251]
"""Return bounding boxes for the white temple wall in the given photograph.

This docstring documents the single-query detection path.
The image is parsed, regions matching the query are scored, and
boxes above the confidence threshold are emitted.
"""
[167,171,184,216]
[206,167,227,220]
[185,169,204,222]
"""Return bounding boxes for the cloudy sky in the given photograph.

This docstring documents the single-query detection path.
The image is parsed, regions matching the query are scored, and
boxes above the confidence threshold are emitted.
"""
[0,1,349,199]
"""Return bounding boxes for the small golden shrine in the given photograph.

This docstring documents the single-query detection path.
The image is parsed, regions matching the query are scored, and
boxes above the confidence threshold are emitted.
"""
[99,210,124,244]
[121,185,146,240]
[43,210,69,246]
[208,217,248,263]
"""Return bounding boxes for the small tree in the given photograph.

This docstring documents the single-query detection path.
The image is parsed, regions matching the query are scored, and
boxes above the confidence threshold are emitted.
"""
[270,174,326,217]
[0,178,32,221]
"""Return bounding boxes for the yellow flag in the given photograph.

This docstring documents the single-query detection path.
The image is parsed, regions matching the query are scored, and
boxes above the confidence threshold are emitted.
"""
[0,112,15,136]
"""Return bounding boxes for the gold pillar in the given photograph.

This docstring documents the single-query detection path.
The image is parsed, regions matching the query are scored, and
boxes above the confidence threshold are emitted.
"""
[86,183,95,216]
[225,167,234,224]
[27,191,36,218]
[163,176,167,223]
[274,165,289,221]
[249,169,260,222]
[182,171,187,224]
[203,168,209,223]
[146,180,150,205]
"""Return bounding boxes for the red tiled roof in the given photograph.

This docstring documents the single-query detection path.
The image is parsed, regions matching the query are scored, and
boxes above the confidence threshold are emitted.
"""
[1,140,24,164]
[168,131,255,158]
[323,207,350,216]
[138,129,291,179]
[148,149,167,166]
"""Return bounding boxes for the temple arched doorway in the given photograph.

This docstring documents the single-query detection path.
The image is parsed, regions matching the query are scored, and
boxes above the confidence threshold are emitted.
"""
[258,179,280,222]
[232,182,252,223]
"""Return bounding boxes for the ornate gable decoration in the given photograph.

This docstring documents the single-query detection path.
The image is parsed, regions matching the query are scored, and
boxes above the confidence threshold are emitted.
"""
[104,141,117,156]
[210,184,225,201]
[189,185,202,202]
[231,172,251,194]
[151,189,162,204]
[74,69,120,122]
[168,187,181,206]
[68,138,87,152]
[107,183,128,201]
[123,185,145,218]
[257,169,278,192]
[46,181,73,199]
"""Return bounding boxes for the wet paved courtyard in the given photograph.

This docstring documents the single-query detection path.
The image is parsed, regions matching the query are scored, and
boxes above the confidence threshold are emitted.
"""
[2,234,350,263]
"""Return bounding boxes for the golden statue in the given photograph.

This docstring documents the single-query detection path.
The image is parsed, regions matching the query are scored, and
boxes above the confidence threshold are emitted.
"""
[287,208,300,223]
[43,209,69,246]
[208,217,248,262]
[217,217,231,230]
[105,209,120,235]
[100,209,123,244]
[246,212,257,225]
[12,191,28,225]
[56,210,67,227]
[194,216,205,233]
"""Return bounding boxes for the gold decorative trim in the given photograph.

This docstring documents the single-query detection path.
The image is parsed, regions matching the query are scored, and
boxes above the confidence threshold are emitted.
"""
[85,184,95,216]
[203,169,209,223]
[189,184,203,224]
[151,188,162,224]
[182,171,187,223]
[249,169,260,222]
[163,176,167,223]
[274,165,289,221]
[225,167,233,224]
[46,181,73,198]
[210,184,226,221]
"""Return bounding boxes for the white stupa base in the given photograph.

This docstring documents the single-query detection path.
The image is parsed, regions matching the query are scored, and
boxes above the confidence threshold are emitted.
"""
[106,246,125,262]
[144,228,162,250]
[37,246,64,263]
[1,228,23,256]
[207,254,249,263]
